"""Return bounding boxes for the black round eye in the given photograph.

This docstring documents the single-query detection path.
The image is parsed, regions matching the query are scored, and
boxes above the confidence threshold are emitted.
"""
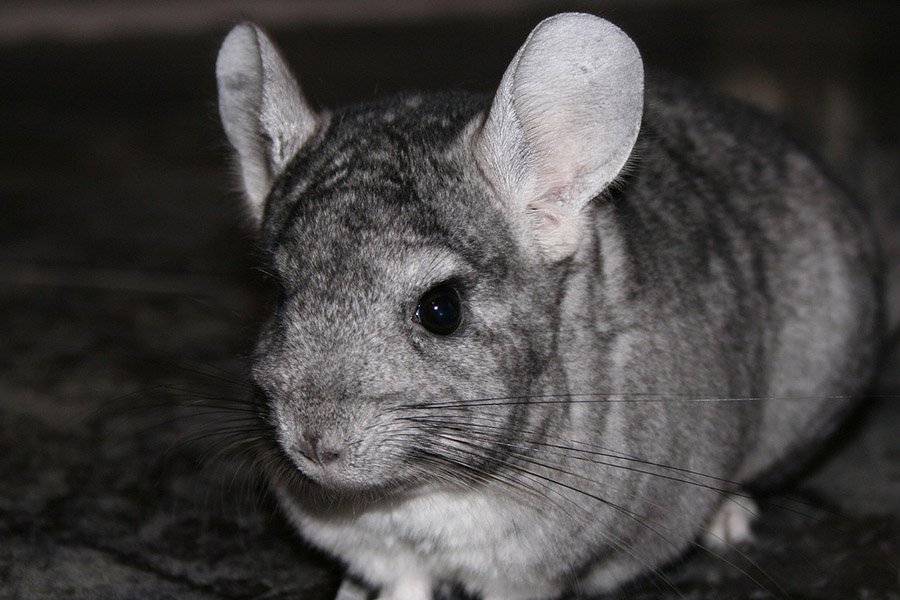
[414,284,462,336]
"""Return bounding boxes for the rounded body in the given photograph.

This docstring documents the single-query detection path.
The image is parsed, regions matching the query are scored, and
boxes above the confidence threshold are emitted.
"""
[215,16,881,600]
[267,76,881,599]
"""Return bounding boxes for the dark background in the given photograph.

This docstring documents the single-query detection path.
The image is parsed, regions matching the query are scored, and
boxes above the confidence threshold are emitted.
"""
[1,1,899,598]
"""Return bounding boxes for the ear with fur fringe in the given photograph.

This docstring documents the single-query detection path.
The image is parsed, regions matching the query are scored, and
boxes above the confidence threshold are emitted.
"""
[216,23,317,221]
[476,13,644,261]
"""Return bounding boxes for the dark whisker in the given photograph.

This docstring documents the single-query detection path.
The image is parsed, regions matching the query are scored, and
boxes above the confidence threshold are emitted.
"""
[406,391,890,411]
[407,415,743,494]
[437,432,792,600]
[404,413,844,525]
[428,434,689,600]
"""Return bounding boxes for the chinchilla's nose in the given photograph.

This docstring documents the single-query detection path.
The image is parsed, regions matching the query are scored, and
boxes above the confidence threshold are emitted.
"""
[293,431,343,466]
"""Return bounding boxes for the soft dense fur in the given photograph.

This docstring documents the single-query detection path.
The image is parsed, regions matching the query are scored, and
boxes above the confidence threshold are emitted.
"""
[216,14,882,600]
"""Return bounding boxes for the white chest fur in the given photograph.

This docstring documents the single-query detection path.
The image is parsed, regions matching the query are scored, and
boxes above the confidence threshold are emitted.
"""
[276,486,570,599]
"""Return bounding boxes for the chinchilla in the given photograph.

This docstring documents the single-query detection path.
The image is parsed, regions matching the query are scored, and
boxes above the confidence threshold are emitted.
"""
[214,13,882,600]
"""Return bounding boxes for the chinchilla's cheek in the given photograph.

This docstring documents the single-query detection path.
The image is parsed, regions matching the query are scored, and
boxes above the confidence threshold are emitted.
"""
[214,13,883,600]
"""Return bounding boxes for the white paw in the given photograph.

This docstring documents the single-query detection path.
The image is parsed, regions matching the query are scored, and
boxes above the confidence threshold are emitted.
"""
[701,493,758,549]
[336,578,370,600]
[376,577,432,600]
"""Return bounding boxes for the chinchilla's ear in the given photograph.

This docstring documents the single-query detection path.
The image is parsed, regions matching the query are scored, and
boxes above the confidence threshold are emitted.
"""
[476,13,643,261]
[216,23,318,221]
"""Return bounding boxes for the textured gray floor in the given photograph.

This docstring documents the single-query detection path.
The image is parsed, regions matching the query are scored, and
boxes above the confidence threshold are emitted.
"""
[2,6,899,599]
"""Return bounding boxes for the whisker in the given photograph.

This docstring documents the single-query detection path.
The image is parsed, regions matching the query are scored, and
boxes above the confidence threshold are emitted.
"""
[434,432,786,600]
[408,415,742,494]
[413,447,570,516]
[686,531,792,600]
[404,413,842,525]
[406,391,889,411]
[427,435,688,600]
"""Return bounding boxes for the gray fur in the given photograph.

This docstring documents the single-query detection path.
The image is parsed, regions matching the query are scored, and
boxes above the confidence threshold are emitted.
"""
[216,13,882,600]
[217,23,318,219]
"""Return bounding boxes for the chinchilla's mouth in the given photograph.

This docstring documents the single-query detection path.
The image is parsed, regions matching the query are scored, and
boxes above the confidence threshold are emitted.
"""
[257,434,418,510]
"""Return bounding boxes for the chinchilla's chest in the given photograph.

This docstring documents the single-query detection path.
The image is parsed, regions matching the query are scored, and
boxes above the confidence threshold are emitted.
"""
[279,488,568,582]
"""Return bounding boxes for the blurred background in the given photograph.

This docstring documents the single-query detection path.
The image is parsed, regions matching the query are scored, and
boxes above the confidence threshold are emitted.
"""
[1,1,898,599]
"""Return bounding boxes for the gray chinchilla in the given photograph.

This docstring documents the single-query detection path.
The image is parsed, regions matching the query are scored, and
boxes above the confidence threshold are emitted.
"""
[215,13,882,600]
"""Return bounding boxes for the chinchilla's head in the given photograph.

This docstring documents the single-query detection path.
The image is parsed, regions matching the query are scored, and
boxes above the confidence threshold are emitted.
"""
[216,14,643,497]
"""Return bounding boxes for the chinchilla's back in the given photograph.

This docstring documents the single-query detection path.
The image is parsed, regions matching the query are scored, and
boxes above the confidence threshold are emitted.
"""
[613,73,883,486]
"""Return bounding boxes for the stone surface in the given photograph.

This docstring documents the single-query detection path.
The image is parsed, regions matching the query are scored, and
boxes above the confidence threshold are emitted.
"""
[1,4,898,599]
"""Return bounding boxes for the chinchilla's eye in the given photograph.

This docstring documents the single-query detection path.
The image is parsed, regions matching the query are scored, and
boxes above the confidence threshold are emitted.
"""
[414,284,462,336]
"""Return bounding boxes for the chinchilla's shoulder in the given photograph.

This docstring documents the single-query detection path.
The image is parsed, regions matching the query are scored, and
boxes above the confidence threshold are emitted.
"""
[638,70,877,232]
[622,71,881,324]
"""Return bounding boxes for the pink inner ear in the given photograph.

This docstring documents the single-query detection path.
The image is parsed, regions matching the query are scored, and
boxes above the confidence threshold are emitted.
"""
[526,152,588,212]
[522,109,597,206]
[527,197,585,260]
[475,14,643,259]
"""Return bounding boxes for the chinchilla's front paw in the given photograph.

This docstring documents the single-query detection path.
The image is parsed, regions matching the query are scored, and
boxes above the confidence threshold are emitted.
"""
[336,577,372,600]
[702,493,759,548]
[376,576,433,600]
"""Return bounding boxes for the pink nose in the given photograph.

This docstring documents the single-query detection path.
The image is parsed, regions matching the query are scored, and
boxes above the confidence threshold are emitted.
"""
[294,432,343,466]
